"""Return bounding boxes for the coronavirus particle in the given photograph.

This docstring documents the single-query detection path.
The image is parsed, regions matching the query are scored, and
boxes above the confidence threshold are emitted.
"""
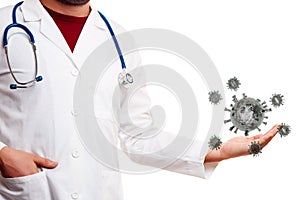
[208,90,223,105]
[224,93,272,136]
[227,77,241,91]
[270,94,284,108]
[278,123,291,137]
[208,135,222,150]
[249,141,262,157]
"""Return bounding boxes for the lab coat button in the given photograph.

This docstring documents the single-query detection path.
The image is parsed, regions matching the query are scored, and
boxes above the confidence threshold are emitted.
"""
[72,149,80,158]
[71,109,78,116]
[71,69,79,77]
[71,192,79,199]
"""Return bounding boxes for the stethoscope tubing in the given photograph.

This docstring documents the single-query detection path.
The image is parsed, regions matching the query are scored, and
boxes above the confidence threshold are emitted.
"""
[98,11,127,70]
[3,1,132,89]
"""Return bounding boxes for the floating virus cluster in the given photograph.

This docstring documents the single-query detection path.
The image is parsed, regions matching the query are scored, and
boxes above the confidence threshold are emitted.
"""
[208,77,291,157]
[270,94,284,108]
[227,77,241,91]
[224,93,271,136]
[249,141,262,157]
[213,76,292,158]
[208,91,223,105]
[208,135,222,150]
[278,123,291,137]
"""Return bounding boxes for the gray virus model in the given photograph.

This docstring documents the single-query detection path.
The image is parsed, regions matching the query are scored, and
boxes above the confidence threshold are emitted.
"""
[248,141,262,157]
[208,90,223,105]
[270,94,284,108]
[224,93,272,136]
[208,135,222,150]
[227,77,241,91]
[278,123,291,137]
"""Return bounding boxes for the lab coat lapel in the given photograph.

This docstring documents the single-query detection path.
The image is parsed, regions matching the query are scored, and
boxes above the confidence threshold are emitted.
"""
[72,9,107,68]
[21,0,110,69]
[21,0,79,69]
[39,15,73,59]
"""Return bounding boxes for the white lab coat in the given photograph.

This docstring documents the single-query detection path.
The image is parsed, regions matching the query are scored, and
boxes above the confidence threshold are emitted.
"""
[0,0,217,199]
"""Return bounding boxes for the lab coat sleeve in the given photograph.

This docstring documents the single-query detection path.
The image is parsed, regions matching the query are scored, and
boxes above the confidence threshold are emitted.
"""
[0,142,6,151]
[117,54,218,179]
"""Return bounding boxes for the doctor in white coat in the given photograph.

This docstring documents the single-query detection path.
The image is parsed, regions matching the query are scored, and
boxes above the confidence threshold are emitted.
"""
[0,0,280,199]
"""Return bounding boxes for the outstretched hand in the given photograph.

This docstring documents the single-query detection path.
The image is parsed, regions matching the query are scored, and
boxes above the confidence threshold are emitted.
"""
[205,124,280,163]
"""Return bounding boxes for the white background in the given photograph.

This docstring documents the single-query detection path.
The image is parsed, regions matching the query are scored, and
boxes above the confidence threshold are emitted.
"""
[1,0,299,200]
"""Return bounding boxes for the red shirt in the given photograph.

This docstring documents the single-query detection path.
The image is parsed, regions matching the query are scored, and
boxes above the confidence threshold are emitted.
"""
[44,6,89,52]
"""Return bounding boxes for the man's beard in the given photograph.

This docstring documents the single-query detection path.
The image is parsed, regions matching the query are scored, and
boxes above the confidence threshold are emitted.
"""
[56,0,90,6]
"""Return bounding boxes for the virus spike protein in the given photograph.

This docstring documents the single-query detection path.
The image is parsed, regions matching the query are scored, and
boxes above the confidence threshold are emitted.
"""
[270,94,284,108]
[249,141,262,157]
[278,123,291,137]
[227,77,241,91]
[208,91,223,105]
[208,135,222,151]
[224,94,271,136]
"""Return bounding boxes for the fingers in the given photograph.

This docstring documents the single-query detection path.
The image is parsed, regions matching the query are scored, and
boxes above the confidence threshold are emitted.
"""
[249,134,263,140]
[264,124,281,138]
[259,124,281,148]
[32,155,58,169]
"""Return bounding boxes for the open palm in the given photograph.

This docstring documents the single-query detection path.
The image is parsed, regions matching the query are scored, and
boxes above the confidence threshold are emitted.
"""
[205,125,280,163]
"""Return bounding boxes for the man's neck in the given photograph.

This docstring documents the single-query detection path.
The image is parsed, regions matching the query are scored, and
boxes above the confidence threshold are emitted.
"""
[40,0,90,17]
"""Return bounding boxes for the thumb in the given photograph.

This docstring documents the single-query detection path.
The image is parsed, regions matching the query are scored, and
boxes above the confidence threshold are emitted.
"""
[32,155,58,169]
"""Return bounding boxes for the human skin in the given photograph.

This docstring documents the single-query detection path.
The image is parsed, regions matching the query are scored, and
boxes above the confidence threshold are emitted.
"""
[205,125,280,162]
[0,0,90,179]
[0,0,281,178]
[40,0,90,17]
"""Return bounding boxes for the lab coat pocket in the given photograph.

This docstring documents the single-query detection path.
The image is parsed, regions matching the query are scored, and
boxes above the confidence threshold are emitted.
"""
[0,170,51,200]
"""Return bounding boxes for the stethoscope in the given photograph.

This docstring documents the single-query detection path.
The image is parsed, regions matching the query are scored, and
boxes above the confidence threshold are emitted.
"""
[3,1,133,90]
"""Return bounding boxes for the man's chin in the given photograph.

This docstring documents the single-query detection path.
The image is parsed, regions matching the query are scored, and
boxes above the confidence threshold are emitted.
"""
[56,0,90,6]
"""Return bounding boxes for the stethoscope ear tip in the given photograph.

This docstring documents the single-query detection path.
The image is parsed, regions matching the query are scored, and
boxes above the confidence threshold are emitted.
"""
[10,84,17,90]
[9,76,43,90]
[36,76,43,82]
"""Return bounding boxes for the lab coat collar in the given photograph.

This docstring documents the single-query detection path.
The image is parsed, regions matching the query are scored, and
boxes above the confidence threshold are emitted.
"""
[21,0,107,29]
[20,0,107,69]
[90,2,107,30]
[92,11,107,30]
[21,0,72,65]
[21,0,43,22]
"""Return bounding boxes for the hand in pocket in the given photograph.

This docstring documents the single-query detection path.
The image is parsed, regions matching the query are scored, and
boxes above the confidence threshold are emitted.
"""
[0,147,58,178]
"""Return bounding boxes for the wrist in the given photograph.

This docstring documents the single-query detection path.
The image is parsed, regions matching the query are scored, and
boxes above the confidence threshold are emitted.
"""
[205,149,223,163]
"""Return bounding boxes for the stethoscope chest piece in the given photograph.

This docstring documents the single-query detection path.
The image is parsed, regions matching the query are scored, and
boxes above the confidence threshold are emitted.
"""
[5,1,132,90]
[118,70,133,88]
